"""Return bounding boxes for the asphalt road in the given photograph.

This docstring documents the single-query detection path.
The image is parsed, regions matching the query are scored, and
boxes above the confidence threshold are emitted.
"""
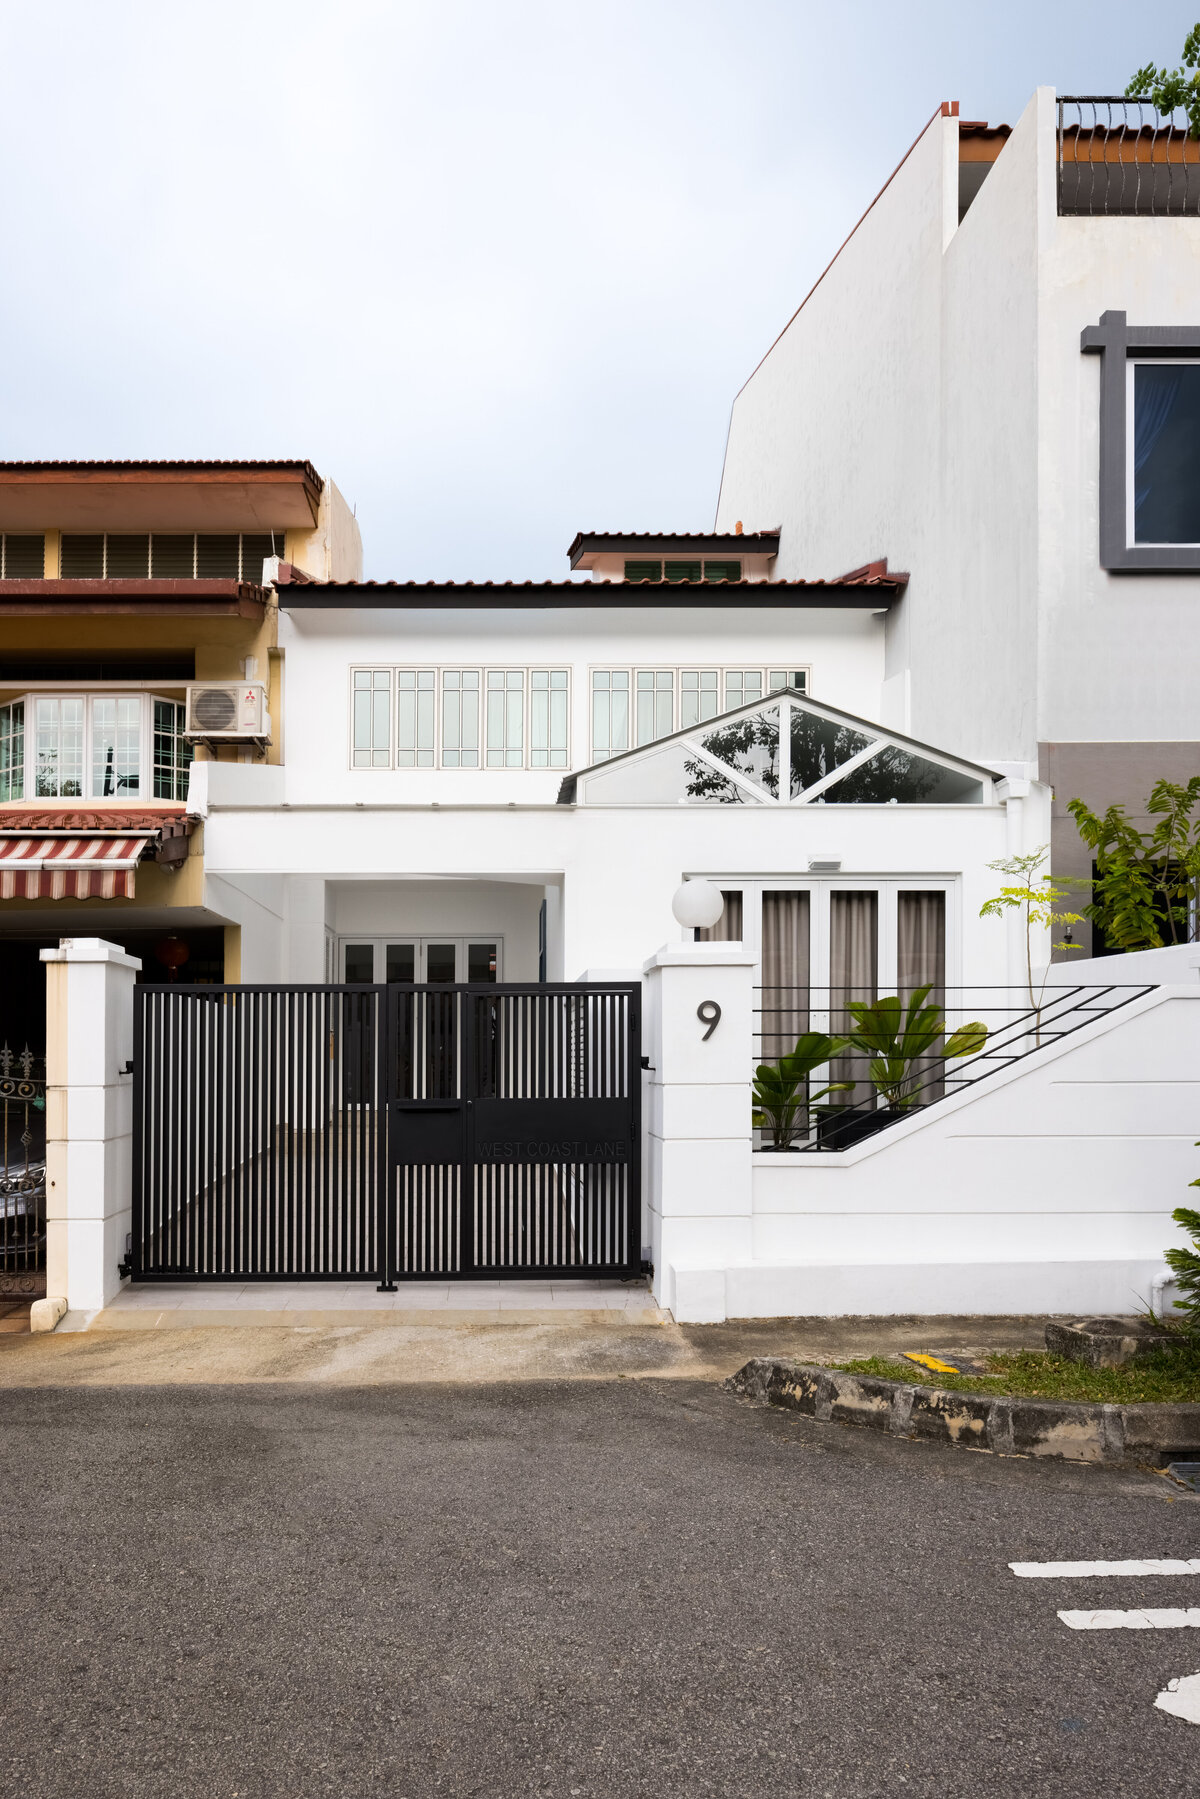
[2,1375,1199,1798]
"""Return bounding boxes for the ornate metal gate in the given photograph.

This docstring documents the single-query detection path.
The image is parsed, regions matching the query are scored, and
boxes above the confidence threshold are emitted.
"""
[131,982,641,1285]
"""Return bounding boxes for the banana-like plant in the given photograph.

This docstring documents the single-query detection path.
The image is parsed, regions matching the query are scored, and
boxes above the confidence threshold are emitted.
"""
[838,985,988,1110]
[752,1031,853,1150]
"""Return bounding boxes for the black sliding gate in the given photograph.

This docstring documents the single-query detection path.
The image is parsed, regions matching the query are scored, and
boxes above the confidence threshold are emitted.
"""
[131,982,641,1285]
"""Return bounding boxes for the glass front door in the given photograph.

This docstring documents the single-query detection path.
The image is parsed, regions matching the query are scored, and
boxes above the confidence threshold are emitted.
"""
[340,938,501,983]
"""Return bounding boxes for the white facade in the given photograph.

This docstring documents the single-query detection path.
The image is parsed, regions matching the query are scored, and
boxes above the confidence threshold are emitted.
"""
[716,87,1200,763]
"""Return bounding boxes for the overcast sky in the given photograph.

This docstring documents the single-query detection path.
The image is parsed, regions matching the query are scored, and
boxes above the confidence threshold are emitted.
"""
[0,2,1193,579]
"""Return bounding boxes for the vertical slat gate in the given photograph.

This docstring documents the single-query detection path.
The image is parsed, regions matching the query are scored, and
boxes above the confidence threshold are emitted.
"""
[132,981,640,1285]
[133,984,387,1280]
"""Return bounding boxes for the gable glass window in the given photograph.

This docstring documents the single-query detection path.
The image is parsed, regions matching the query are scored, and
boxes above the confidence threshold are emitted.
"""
[590,666,812,761]
[0,692,190,801]
[573,692,990,807]
[1129,361,1200,544]
[352,667,568,770]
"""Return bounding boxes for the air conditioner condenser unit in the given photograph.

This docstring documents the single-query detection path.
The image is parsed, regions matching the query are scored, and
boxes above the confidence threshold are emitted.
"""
[185,681,271,741]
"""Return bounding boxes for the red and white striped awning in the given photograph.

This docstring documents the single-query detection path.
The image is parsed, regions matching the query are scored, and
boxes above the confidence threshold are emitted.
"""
[0,834,154,900]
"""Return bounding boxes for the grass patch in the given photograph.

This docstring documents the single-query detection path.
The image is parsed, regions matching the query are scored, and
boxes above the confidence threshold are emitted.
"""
[833,1347,1200,1406]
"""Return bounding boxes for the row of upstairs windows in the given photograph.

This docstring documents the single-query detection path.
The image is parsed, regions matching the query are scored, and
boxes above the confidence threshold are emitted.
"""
[0,532,285,580]
[0,695,192,803]
[350,665,810,770]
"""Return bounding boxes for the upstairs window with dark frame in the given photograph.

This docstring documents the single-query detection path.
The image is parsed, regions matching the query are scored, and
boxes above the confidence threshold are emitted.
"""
[623,559,743,583]
[1129,361,1200,546]
[0,534,45,577]
[58,531,286,580]
[1082,311,1200,570]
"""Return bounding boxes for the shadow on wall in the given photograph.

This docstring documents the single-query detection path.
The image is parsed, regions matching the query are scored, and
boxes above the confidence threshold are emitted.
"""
[0,929,226,1052]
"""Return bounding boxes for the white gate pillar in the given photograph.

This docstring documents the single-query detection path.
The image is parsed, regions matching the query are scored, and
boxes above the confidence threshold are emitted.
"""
[41,938,141,1317]
[642,942,755,1322]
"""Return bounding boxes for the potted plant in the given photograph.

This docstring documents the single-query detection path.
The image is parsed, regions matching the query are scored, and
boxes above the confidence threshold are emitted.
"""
[752,1031,853,1151]
[817,986,988,1148]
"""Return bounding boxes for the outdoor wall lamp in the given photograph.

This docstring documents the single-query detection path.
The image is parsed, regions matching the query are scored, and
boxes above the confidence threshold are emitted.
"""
[671,879,724,930]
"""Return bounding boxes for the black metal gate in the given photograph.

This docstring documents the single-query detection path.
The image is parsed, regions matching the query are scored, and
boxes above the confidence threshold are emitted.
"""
[131,982,641,1285]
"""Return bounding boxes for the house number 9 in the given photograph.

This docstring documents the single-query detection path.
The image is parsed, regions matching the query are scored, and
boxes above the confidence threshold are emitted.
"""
[697,1000,722,1041]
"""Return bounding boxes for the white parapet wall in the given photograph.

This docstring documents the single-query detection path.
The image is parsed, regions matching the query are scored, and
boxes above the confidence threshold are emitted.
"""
[652,948,1200,1322]
[41,937,140,1316]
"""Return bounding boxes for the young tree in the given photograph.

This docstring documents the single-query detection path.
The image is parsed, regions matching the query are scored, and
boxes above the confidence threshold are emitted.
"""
[1068,778,1200,951]
[979,847,1086,1019]
[1127,24,1200,135]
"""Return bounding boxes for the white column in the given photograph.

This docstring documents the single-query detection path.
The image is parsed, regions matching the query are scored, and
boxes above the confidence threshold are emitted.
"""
[642,942,755,1323]
[41,938,141,1317]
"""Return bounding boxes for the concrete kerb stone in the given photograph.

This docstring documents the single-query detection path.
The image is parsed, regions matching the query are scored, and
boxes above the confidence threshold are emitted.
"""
[726,1357,1200,1466]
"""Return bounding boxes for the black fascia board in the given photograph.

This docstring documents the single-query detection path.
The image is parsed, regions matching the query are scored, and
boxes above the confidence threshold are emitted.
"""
[277,579,896,612]
[1082,309,1200,572]
[567,532,780,568]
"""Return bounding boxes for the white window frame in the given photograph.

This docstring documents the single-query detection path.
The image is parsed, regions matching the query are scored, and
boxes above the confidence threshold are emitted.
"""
[589,664,813,762]
[0,690,189,803]
[689,874,960,1013]
[348,666,571,771]
[1124,357,1200,549]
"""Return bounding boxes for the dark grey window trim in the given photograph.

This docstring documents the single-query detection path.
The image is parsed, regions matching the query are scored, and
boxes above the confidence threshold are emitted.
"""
[1082,309,1200,572]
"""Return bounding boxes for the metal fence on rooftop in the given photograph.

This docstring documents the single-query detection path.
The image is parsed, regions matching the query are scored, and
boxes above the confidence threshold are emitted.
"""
[1057,96,1200,215]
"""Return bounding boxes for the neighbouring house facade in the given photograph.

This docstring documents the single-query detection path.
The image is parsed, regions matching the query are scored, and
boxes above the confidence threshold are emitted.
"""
[715,89,1200,953]
[0,460,361,1043]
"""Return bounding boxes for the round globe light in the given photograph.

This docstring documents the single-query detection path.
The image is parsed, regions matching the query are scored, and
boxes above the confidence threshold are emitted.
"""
[671,880,725,930]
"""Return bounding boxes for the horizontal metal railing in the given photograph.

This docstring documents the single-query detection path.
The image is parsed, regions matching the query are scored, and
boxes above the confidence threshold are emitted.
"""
[1057,96,1200,215]
[751,984,1155,1153]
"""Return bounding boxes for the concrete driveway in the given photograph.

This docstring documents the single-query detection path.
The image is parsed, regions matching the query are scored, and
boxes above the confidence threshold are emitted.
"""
[1,1337,1198,1797]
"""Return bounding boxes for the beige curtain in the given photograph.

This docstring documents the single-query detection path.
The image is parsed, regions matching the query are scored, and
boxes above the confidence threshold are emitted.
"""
[898,890,946,1102]
[760,891,810,1059]
[830,890,878,1106]
[695,890,743,943]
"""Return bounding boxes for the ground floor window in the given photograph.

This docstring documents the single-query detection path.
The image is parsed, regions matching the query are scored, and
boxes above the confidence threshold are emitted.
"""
[694,879,952,1086]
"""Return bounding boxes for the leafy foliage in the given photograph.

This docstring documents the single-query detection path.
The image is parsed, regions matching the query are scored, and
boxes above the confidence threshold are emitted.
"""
[751,1031,851,1149]
[1166,1172,1200,1338]
[1068,778,1200,951]
[979,846,1086,1012]
[1127,24,1200,137]
[836,985,988,1109]
[684,713,780,803]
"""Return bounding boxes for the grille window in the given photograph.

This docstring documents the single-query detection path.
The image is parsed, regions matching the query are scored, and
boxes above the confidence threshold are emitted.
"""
[61,535,105,577]
[153,699,192,799]
[591,666,810,760]
[1,535,45,578]
[58,532,284,579]
[622,557,743,583]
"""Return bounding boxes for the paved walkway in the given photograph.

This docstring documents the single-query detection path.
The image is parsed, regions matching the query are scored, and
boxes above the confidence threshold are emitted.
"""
[0,1309,1052,1387]
[77,1277,664,1331]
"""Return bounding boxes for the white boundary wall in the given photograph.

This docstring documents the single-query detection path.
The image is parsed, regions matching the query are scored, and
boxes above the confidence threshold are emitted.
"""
[649,944,1200,1323]
[42,938,139,1316]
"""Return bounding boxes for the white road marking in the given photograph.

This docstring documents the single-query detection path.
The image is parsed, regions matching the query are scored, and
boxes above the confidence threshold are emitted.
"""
[1058,1608,1200,1630]
[1156,1672,1200,1724]
[1010,1560,1200,1579]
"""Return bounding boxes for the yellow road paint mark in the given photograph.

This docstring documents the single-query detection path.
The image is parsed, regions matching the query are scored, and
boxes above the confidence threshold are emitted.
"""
[903,1352,962,1374]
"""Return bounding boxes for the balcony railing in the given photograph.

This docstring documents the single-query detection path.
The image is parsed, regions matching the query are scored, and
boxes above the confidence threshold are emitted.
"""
[1057,96,1200,215]
[751,983,1154,1153]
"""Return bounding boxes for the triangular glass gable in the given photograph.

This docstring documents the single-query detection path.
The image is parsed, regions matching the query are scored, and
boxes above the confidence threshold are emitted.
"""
[570,691,991,807]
